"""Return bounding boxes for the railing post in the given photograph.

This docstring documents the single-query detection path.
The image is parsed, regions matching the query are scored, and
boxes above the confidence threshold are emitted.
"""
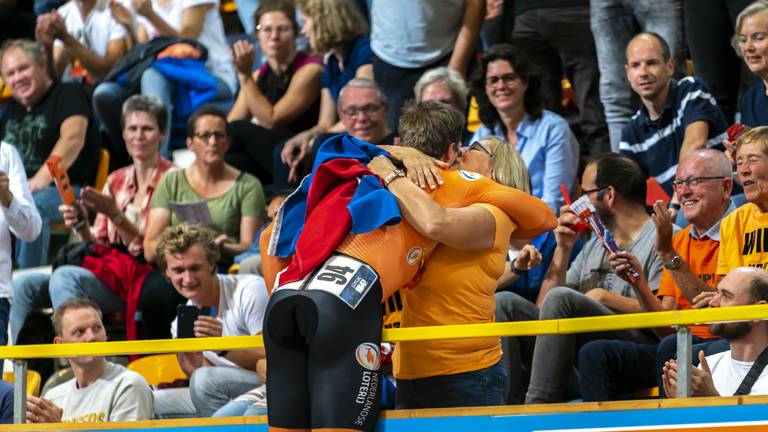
[13,359,27,424]
[675,325,692,398]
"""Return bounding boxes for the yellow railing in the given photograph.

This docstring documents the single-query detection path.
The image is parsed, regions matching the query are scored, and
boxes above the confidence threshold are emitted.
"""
[1,304,765,359]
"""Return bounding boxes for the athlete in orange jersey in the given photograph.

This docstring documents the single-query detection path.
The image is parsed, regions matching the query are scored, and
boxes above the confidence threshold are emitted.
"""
[260,102,555,432]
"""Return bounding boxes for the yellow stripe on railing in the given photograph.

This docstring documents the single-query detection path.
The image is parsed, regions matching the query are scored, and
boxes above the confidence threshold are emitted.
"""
[1,304,767,359]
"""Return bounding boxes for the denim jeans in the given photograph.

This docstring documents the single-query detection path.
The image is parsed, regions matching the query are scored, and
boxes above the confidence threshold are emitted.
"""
[141,67,235,157]
[495,291,538,404]
[578,339,659,401]
[395,360,508,409]
[0,299,10,346]
[10,265,123,343]
[212,384,268,417]
[15,186,79,269]
[590,0,684,151]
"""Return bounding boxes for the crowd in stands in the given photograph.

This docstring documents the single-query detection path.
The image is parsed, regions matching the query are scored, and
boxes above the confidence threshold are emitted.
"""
[2,0,768,427]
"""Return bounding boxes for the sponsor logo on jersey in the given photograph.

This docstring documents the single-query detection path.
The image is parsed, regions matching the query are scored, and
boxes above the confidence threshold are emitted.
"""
[459,170,482,181]
[406,247,423,265]
[355,342,380,371]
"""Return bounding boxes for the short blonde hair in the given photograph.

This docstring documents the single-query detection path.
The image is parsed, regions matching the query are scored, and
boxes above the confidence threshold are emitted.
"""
[297,0,369,54]
[155,223,220,271]
[483,137,531,193]
[736,126,768,159]
[732,1,768,55]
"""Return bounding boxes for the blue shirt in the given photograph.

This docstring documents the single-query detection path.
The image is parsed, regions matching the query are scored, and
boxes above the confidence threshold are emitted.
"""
[740,81,768,128]
[619,77,728,196]
[321,36,372,103]
[471,110,579,212]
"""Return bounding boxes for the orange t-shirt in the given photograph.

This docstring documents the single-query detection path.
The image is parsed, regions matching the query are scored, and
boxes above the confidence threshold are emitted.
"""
[657,225,720,339]
[394,204,514,379]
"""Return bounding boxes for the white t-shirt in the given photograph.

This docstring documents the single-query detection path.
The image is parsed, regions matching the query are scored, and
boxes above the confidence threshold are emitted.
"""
[138,0,236,93]
[705,350,768,396]
[44,362,154,423]
[55,0,128,80]
[170,274,269,367]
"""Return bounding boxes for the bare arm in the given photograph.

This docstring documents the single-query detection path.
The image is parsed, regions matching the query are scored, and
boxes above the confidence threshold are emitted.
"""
[585,288,643,314]
[219,215,261,257]
[59,36,128,81]
[679,120,711,161]
[143,207,171,263]
[177,352,203,377]
[223,348,265,372]
[28,115,88,192]
[137,0,210,39]
[447,0,484,77]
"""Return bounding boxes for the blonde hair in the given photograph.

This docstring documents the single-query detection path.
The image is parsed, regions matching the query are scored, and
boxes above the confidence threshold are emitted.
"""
[297,0,369,54]
[732,1,768,55]
[483,137,531,193]
[736,126,768,158]
[155,223,220,271]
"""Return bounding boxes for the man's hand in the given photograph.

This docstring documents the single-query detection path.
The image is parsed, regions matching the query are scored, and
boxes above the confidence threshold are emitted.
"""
[691,290,717,309]
[662,359,679,398]
[35,13,55,46]
[281,131,313,183]
[485,0,503,19]
[585,287,611,304]
[80,186,119,218]
[608,250,646,286]
[0,170,13,208]
[58,202,87,230]
[26,396,63,423]
[553,205,580,250]
[691,350,719,396]
[109,0,135,28]
[132,0,153,17]
[514,244,542,271]
[367,156,397,181]
[47,12,69,41]
[651,200,676,259]
[194,315,223,338]
[231,39,255,76]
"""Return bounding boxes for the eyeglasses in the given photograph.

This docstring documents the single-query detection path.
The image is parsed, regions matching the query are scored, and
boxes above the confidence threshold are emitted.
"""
[256,24,293,34]
[194,131,227,141]
[582,186,607,195]
[485,73,520,87]
[671,176,726,190]
[339,103,385,117]
[468,140,492,156]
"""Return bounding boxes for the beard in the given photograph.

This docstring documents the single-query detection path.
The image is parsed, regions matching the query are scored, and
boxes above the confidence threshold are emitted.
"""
[709,321,752,340]
[594,195,615,230]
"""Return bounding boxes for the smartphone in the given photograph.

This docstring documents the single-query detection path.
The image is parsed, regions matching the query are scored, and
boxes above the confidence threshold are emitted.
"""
[176,305,217,338]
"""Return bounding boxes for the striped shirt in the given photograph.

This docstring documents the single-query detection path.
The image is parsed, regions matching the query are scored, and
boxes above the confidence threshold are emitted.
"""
[619,77,728,196]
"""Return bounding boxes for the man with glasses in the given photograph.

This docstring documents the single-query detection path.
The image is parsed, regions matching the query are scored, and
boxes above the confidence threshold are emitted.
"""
[618,32,728,216]
[526,153,663,404]
[578,148,735,401]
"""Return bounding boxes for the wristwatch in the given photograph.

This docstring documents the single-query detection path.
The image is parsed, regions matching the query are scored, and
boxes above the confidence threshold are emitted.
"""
[663,255,682,270]
[383,168,406,187]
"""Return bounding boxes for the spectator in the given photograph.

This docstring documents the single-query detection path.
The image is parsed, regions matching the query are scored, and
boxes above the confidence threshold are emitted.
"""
[34,0,129,83]
[153,223,268,417]
[0,38,99,268]
[11,95,181,343]
[590,0,684,151]
[718,126,768,274]
[92,0,237,158]
[0,382,11,424]
[370,0,484,129]
[0,142,42,345]
[619,32,729,207]
[225,0,323,185]
[143,106,265,269]
[25,298,153,424]
[414,66,471,145]
[509,0,610,158]
[578,149,735,401]
[735,1,768,128]
[279,0,372,184]
[471,44,579,212]
[686,0,754,124]
[526,154,662,404]
[663,267,768,397]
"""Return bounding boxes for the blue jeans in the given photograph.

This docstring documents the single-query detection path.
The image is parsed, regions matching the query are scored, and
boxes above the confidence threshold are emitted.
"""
[15,186,79,269]
[0,299,10,346]
[578,339,658,401]
[589,0,683,151]
[10,266,124,343]
[395,360,508,409]
[141,67,235,157]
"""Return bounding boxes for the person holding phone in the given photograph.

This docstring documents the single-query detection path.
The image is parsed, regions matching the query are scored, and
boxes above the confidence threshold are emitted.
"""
[153,223,268,418]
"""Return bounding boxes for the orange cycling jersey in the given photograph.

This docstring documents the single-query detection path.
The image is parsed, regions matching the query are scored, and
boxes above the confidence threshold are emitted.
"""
[261,168,556,300]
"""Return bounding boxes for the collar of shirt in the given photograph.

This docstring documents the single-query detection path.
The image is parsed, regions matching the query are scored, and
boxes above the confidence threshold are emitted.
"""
[688,200,737,241]
[492,114,532,148]
[638,80,678,128]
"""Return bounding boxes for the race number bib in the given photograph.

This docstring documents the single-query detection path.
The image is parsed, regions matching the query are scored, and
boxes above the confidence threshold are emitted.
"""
[307,254,378,309]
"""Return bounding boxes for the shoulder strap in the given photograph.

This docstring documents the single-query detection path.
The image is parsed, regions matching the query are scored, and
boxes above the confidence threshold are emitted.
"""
[734,345,768,396]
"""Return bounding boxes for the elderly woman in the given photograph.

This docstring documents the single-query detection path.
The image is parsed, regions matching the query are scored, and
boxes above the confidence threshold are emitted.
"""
[143,106,265,269]
[734,1,768,127]
[415,66,472,145]
[470,43,578,212]
[11,96,179,342]
[226,0,323,184]
[279,0,373,183]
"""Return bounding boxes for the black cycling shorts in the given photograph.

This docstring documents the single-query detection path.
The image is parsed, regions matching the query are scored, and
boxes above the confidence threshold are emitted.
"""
[264,254,383,431]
